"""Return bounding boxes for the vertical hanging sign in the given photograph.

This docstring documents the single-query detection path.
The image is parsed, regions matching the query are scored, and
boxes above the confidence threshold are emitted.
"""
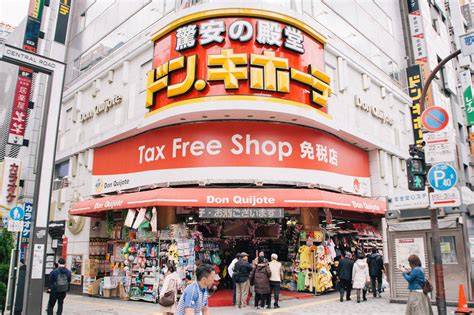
[406,0,433,110]
[460,70,474,126]
[54,0,72,44]
[406,65,424,147]
[7,0,45,145]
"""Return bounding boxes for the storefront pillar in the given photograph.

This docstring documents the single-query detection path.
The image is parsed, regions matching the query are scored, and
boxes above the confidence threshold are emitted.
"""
[157,206,176,230]
[300,207,320,230]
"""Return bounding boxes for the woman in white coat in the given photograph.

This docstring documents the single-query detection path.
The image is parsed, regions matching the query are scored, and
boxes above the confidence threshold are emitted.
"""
[352,254,369,303]
[160,263,181,314]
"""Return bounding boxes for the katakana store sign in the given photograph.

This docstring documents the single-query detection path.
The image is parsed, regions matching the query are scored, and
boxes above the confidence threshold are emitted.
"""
[0,158,22,210]
[146,10,330,115]
[406,65,424,147]
[91,121,371,196]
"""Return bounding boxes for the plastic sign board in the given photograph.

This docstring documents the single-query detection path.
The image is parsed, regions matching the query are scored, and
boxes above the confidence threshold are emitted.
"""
[430,188,461,208]
[423,131,456,164]
[8,220,24,232]
[428,163,457,191]
[388,190,429,210]
[460,32,474,56]
[421,106,449,132]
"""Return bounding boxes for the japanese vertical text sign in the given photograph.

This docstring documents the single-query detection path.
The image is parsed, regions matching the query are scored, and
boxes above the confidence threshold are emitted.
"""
[146,10,330,115]
[0,158,22,210]
[406,65,424,147]
[407,0,433,109]
[7,0,45,145]
[460,70,474,126]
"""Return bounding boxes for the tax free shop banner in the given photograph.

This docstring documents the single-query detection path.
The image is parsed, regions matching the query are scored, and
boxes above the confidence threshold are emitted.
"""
[92,122,371,196]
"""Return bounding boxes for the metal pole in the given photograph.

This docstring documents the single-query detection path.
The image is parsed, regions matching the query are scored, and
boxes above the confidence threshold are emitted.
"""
[6,233,20,314]
[419,49,461,315]
[430,208,447,315]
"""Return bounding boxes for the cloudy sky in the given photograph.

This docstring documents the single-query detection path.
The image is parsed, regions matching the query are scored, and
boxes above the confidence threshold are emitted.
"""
[0,0,30,27]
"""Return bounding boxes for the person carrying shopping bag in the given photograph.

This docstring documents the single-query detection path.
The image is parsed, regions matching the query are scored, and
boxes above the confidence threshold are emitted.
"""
[352,254,369,303]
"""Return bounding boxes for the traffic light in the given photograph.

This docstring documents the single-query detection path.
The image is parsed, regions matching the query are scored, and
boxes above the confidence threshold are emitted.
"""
[407,145,426,191]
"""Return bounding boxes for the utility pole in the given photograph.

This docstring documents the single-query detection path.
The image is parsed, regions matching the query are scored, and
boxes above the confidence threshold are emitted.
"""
[419,49,461,315]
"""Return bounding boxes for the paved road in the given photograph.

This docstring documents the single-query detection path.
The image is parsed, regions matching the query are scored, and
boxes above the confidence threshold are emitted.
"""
[42,291,457,315]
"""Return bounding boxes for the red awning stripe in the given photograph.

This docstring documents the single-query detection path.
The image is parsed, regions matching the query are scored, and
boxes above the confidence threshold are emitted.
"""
[69,188,386,216]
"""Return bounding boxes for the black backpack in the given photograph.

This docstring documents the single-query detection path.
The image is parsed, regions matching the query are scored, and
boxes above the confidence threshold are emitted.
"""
[55,270,69,293]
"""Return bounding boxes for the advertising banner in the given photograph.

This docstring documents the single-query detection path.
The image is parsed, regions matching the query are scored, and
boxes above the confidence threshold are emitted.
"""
[92,121,371,196]
[406,65,424,147]
[7,75,32,145]
[54,0,72,44]
[0,158,22,210]
[406,0,433,109]
[460,70,474,125]
[7,0,44,145]
[147,10,330,116]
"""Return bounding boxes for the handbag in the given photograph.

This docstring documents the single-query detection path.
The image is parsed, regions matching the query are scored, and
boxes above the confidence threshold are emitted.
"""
[423,279,433,294]
[158,279,176,307]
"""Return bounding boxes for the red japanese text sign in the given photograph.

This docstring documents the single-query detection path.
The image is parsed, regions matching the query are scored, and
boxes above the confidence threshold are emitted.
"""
[92,122,371,196]
[8,75,32,145]
[147,10,330,114]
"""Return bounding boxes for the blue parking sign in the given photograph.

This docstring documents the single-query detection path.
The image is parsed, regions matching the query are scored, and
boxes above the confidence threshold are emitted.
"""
[428,163,457,191]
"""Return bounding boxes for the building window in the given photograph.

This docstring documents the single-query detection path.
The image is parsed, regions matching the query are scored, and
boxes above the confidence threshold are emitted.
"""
[53,161,70,190]
[439,236,458,264]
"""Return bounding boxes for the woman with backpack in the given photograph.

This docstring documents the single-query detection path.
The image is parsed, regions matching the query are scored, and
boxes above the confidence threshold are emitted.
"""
[399,254,433,315]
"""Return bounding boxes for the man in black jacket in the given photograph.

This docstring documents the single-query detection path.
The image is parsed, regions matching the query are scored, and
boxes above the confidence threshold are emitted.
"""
[367,246,384,298]
[234,252,253,308]
[47,258,72,315]
[337,253,354,302]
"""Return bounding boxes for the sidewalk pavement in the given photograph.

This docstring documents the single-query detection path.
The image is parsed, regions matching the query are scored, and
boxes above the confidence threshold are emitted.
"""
[42,291,458,315]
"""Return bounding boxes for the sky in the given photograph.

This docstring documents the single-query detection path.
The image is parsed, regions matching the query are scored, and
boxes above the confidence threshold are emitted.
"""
[0,0,30,27]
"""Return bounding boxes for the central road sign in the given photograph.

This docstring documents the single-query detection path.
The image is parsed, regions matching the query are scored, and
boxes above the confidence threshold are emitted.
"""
[421,106,449,132]
[428,163,457,191]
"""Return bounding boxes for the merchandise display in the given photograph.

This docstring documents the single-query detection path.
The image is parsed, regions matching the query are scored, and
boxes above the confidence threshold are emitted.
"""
[83,207,383,301]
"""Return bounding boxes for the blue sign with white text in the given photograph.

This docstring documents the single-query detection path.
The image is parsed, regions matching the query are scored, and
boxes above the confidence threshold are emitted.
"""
[428,163,457,191]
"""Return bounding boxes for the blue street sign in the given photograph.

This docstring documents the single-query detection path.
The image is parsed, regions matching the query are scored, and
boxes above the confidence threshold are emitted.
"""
[428,163,457,191]
[9,206,24,221]
[21,203,33,241]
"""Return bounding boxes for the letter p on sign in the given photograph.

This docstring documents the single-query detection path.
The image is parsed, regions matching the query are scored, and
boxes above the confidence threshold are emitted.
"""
[428,163,457,191]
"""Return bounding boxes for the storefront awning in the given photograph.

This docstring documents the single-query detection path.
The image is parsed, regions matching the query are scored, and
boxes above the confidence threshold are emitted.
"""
[69,188,387,217]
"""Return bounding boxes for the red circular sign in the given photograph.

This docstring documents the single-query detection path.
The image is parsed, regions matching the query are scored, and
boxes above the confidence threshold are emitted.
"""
[421,106,449,132]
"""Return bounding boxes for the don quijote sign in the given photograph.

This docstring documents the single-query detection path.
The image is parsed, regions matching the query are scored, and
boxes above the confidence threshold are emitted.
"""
[354,95,394,126]
[80,95,123,123]
[92,121,371,196]
[146,9,331,115]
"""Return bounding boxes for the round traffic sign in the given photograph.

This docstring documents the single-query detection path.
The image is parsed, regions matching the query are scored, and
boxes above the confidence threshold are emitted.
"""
[421,107,449,132]
[9,206,24,221]
[428,163,457,191]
